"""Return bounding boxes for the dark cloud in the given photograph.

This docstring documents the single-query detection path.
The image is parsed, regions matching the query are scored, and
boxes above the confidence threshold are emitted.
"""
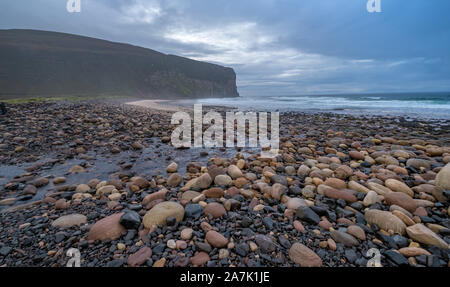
[1,0,449,95]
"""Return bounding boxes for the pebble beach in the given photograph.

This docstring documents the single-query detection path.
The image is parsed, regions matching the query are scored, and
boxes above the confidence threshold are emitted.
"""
[0,100,449,267]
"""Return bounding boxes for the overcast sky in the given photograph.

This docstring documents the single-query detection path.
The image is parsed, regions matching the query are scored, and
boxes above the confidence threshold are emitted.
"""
[1,0,449,96]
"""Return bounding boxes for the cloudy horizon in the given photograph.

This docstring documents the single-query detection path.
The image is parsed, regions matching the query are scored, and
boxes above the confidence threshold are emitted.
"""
[1,0,450,96]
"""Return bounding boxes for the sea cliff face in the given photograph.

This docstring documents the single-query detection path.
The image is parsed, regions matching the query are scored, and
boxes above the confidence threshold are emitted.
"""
[0,29,239,99]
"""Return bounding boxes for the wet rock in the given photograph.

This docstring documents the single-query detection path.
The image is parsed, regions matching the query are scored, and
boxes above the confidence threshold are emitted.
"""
[166,162,178,173]
[167,173,183,188]
[23,185,37,195]
[55,199,69,210]
[33,177,49,188]
[227,165,243,179]
[193,173,212,189]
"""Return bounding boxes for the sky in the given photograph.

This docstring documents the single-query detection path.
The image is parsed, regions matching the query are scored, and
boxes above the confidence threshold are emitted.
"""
[1,0,449,96]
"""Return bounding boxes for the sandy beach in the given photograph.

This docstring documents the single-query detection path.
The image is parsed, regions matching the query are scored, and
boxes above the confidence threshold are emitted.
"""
[126,99,192,113]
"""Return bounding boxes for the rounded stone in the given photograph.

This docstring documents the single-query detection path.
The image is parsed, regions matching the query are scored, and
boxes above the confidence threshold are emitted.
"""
[365,209,406,235]
[204,202,226,218]
[205,230,228,248]
[181,228,193,240]
[435,163,450,190]
[289,243,322,267]
[88,213,126,241]
[167,173,183,188]
[227,165,243,179]
[52,214,87,228]
[385,179,414,197]
[214,174,232,186]
[384,192,417,213]
[143,201,184,228]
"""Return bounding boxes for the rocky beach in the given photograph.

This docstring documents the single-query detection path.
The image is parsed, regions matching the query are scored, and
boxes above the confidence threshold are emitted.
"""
[0,100,449,267]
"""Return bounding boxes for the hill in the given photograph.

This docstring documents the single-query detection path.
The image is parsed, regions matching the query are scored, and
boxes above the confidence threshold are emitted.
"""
[0,29,239,99]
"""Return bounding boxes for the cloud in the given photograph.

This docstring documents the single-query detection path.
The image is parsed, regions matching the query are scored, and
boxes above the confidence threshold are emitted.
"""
[0,0,449,95]
[119,0,163,24]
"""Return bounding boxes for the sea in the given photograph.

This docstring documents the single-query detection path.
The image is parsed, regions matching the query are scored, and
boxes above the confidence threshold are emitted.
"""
[180,92,450,120]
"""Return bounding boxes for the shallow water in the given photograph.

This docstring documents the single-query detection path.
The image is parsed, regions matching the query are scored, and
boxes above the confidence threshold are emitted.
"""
[0,138,256,209]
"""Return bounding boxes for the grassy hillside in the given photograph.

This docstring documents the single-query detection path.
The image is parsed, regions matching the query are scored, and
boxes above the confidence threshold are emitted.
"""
[0,29,239,100]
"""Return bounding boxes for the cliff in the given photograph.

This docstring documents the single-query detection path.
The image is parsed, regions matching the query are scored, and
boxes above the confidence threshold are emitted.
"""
[0,29,239,99]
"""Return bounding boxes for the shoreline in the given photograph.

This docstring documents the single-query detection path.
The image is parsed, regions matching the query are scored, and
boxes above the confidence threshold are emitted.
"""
[123,98,450,122]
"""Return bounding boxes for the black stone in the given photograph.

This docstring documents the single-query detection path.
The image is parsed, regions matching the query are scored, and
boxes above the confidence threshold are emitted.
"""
[240,216,252,228]
[106,259,124,267]
[166,216,176,226]
[119,211,141,229]
[184,204,204,220]
[54,232,66,243]
[0,246,12,256]
[152,243,166,254]
[384,250,409,266]
[195,242,212,253]
[392,234,409,248]
[278,235,291,249]
[255,235,276,254]
[295,206,320,225]
[263,217,274,229]
[345,249,357,264]
[235,243,249,256]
